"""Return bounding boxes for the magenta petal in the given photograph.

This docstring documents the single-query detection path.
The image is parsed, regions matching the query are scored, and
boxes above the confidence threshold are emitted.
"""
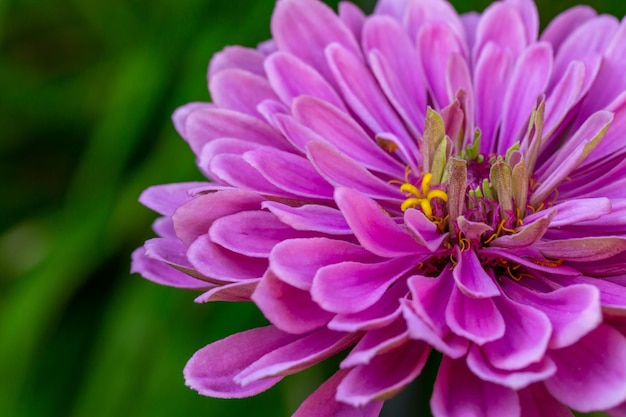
[262,202,352,235]
[293,96,404,176]
[403,300,469,359]
[473,43,513,151]
[334,187,420,257]
[446,285,505,345]
[292,369,383,417]
[362,15,427,132]
[474,2,527,60]
[131,246,211,289]
[490,214,552,248]
[540,5,596,50]
[534,236,626,262]
[417,22,464,109]
[243,148,334,198]
[194,280,259,303]
[336,341,430,406]
[499,42,553,153]
[139,182,210,216]
[235,327,357,386]
[431,356,521,417]
[404,209,448,252]
[210,210,311,258]
[453,248,501,297]
[171,190,263,246]
[271,0,360,83]
[467,345,556,390]
[502,282,601,349]
[264,52,345,109]
[172,102,213,140]
[545,324,626,411]
[340,316,409,368]
[208,46,266,79]
[187,234,267,281]
[184,107,289,156]
[328,280,407,332]
[312,256,416,314]
[184,326,299,398]
[482,296,551,370]
[609,401,626,417]
[209,69,279,119]
[523,197,611,227]
[326,43,411,145]
[307,141,402,200]
[270,237,376,290]
[518,383,574,417]
[252,271,333,334]
[339,1,366,40]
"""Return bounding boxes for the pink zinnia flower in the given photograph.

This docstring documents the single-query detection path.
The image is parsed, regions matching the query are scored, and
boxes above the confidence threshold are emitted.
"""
[132,0,626,415]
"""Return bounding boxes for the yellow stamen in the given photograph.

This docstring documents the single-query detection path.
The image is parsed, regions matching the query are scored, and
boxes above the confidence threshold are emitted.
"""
[399,172,449,218]
[421,173,433,196]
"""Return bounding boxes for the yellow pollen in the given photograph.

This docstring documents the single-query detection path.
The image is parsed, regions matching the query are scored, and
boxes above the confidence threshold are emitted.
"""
[399,172,448,217]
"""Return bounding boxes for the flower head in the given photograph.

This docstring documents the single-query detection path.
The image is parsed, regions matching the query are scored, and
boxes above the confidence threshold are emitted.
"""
[133,0,626,415]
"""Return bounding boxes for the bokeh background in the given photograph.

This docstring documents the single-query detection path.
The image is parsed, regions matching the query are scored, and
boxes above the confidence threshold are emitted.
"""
[2,0,626,416]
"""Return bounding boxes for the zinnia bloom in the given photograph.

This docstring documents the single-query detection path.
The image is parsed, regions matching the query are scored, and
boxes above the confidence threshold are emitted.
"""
[132,0,626,415]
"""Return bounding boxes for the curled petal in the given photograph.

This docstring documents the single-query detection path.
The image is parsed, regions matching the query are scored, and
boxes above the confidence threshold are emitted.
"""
[184,326,299,398]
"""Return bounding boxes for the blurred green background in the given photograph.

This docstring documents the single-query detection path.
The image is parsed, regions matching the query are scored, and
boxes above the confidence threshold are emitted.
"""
[2,0,625,416]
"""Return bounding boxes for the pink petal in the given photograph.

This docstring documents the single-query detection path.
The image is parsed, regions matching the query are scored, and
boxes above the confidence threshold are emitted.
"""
[270,237,376,290]
[545,324,626,412]
[264,52,345,109]
[184,326,299,398]
[328,280,407,332]
[404,209,448,252]
[131,246,211,289]
[235,327,357,386]
[431,356,520,417]
[326,43,412,144]
[187,234,267,281]
[194,280,259,303]
[243,147,334,198]
[209,69,279,119]
[293,369,384,417]
[468,346,556,390]
[210,210,312,258]
[171,189,263,246]
[482,295,551,370]
[362,15,427,133]
[262,202,352,235]
[253,271,333,334]
[172,102,213,140]
[534,236,626,262]
[307,141,402,200]
[337,340,430,406]
[453,248,501,297]
[338,1,366,41]
[334,187,420,257]
[184,107,289,156]
[473,43,513,152]
[499,42,553,154]
[446,285,505,345]
[292,96,404,176]
[139,182,210,216]
[474,1,527,61]
[540,5,596,51]
[340,316,409,368]
[271,0,360,83]
[502,282,601,349]
[312,256,416,314]
[518,383,575,417]
[208,46,266,79]
[417,22,464,109]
